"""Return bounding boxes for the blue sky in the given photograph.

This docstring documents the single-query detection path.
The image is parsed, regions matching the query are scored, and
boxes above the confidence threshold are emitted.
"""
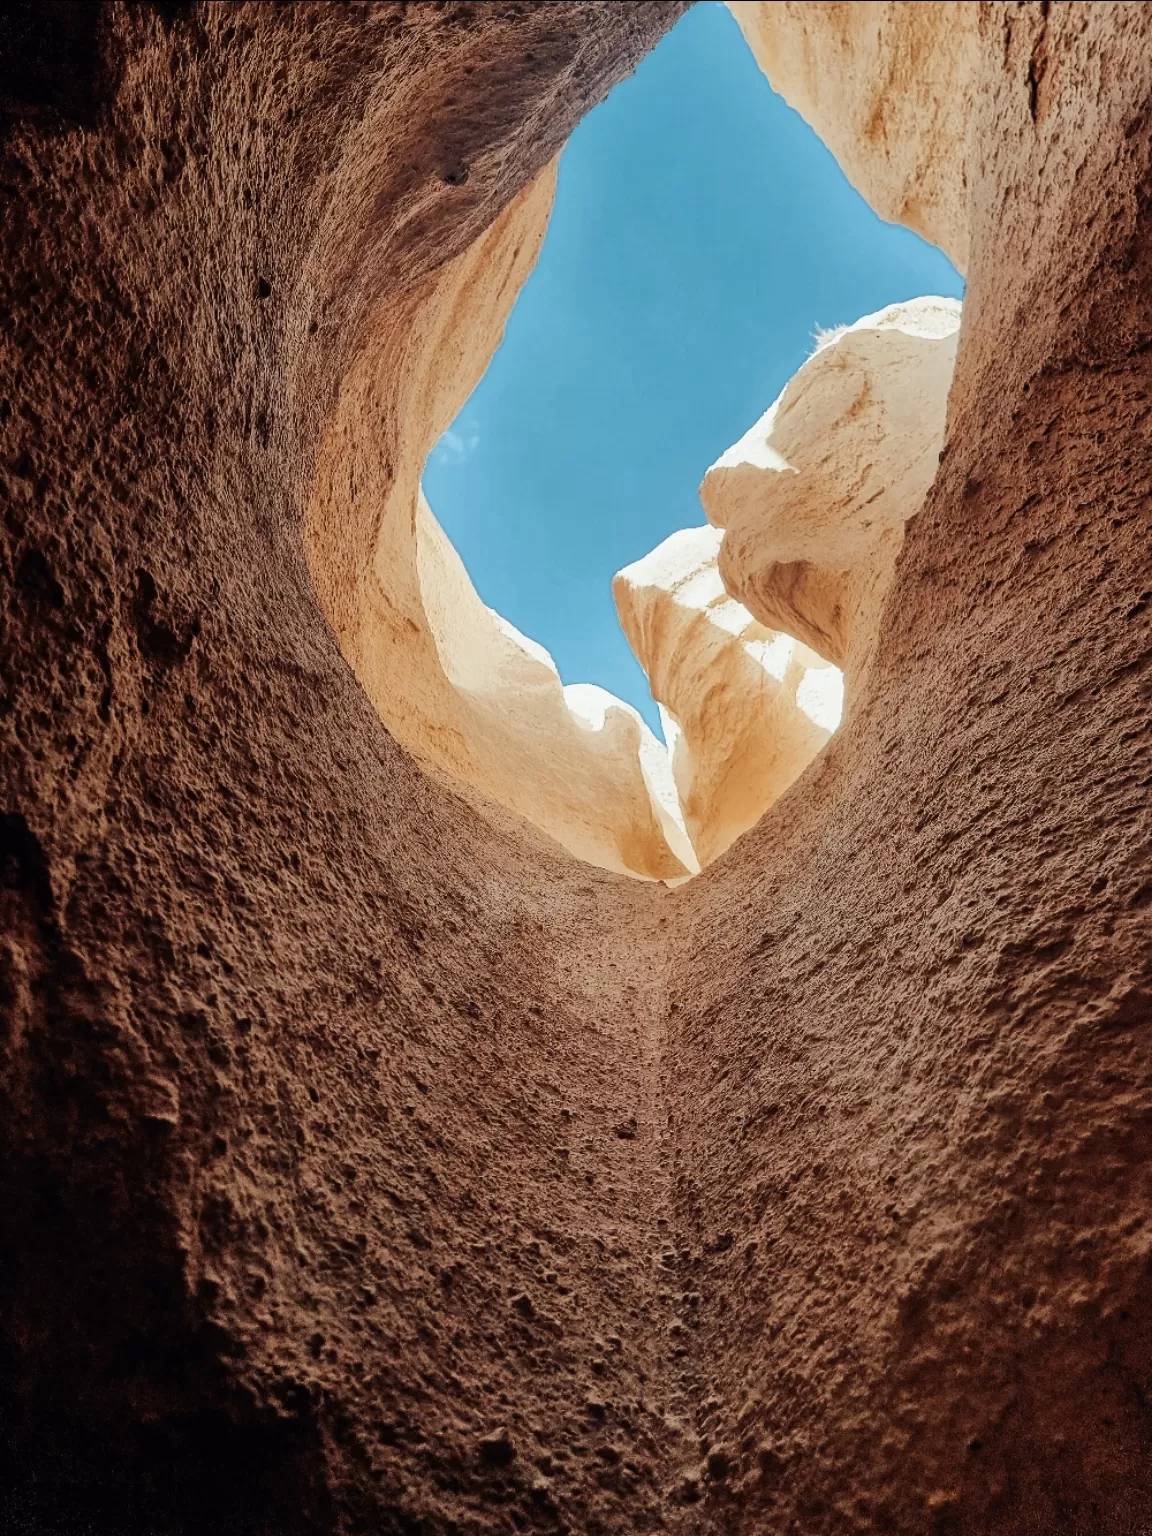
[424,2,963,734]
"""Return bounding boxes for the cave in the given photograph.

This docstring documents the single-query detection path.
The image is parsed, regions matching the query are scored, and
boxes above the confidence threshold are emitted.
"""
[1,3,1150,1534]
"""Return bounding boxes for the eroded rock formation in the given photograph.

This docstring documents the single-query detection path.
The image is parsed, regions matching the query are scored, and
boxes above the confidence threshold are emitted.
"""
[727,1,976,271]
[307,164,694,882]
[615,524,839,867]
[702,296,961,683]
[2,3,1151,1534]
[617,296,958,868]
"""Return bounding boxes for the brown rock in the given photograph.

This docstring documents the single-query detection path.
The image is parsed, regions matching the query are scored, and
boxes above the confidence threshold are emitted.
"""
[2,3,1150,1535]
[478,1426,516,1468]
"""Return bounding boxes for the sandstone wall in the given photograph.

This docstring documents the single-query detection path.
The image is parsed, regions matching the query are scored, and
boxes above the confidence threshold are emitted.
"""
[0,5,690,1531]
[663,4,1152,1530]
[1,3,1150,1534]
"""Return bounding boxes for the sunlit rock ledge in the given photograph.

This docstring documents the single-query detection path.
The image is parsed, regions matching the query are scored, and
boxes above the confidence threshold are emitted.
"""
[726,0,975,273]
[701,297,961,688]
[614,525,841,869]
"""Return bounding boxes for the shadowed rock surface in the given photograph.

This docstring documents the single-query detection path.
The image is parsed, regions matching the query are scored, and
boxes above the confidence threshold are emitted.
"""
[1,3,1150,1534]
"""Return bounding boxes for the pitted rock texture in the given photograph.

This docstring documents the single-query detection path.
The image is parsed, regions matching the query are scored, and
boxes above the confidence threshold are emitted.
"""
[702,296,961,685]
[614,524,839,868]
[2,3,1151,1535]
[0,4,691,1532]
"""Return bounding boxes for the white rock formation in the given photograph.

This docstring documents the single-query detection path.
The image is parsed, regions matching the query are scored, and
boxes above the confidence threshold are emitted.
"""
[701,298,962,682]
[726,1,976,272]
[615,525,841,868]
[306,167,696,882]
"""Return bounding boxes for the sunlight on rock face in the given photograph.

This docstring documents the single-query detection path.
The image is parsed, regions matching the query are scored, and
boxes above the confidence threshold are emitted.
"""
[796,664,844,733]
[305,22,958,883]
[563,684,699,876]
[614,524,841,868]
[702,297,961,680]
[414,484,697,881]
[365,287,957,882]
[393,293,958,881]
[612,296,960,870]
[727,1,975,272]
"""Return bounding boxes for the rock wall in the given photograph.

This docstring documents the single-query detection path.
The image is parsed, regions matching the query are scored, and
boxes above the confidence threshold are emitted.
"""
[702,296,961,686]
[2,3,1150,1535]
[0,4,691,1531]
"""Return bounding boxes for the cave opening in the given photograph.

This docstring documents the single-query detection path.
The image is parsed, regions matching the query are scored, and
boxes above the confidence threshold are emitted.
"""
[7,1,1150,1529]
[306,1,963,885]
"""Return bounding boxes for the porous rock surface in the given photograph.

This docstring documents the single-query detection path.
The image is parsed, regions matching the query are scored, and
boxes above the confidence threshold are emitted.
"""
[2,4,1151,1536]
[701,296,961,684]
[614,524,839,868]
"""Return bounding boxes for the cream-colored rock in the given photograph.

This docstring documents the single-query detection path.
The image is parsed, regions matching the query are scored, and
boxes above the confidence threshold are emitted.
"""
[727,1,977,272]
[615,526,841,868]
[701,298,961,684]
[306,166,695,881]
